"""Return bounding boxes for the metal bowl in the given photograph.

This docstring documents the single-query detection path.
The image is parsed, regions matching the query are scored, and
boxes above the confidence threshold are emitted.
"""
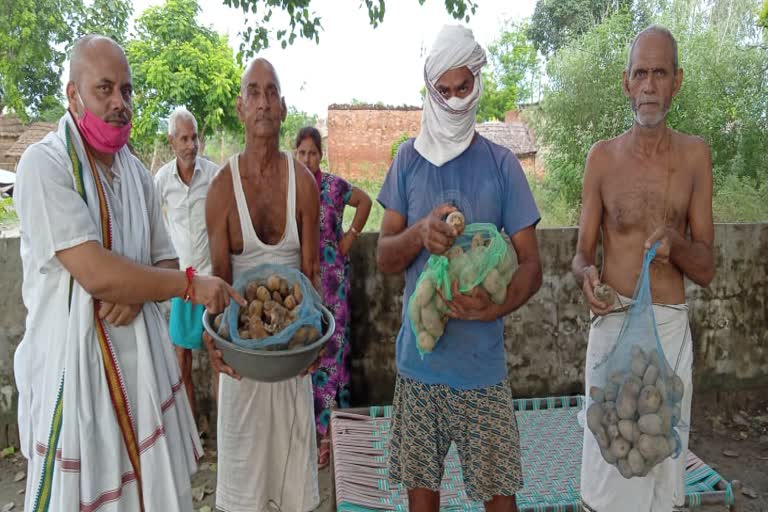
[202,304,335,383]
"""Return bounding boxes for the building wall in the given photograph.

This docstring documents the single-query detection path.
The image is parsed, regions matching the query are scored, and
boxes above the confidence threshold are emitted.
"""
[326,108,422,180]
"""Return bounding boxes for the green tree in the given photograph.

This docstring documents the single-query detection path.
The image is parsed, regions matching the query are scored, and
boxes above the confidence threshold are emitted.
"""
[531,1,768,209]
[224,0,477,58]
[477,21,540,122]
[0,0,131,118]
[279,106,318,151]
[760,1,768,28]
[126,0,242,154]
[78,0,133,46]
[528,0,641,55]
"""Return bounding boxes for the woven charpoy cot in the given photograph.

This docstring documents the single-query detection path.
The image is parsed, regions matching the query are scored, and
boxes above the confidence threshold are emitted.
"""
[330,396,741,511]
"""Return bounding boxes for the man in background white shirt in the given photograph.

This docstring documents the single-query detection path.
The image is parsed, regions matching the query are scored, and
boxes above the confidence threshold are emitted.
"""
[154,107,221,421]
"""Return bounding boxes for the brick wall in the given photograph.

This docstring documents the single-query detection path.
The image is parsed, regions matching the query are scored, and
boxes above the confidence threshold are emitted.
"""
[326,107,422,181]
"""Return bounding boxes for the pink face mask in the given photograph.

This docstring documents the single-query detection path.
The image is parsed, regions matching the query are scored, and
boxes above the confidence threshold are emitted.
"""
[75,105,132,154]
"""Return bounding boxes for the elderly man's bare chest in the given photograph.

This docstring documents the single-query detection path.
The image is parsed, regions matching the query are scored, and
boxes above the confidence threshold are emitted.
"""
[239,176,289,245]
[601,159,693,234]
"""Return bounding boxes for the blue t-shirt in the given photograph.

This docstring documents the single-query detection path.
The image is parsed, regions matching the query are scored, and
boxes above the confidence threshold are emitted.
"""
[377,136,541,389]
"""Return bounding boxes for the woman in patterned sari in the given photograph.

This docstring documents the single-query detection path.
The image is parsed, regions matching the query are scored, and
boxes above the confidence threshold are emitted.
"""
[295,127,372,468]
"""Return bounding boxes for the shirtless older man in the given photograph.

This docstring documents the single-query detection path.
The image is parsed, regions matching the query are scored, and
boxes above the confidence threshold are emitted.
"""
[572,25,715,511]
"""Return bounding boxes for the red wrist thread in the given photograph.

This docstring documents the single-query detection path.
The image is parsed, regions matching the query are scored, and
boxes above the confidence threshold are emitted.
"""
[183,266,197,302]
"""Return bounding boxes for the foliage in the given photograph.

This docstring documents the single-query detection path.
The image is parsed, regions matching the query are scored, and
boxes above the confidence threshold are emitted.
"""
[528,0,634,55]
[224,0,477,59]
[760,1,768,28]
[531,1,768,209]
[280,106,318,151]
[126,0,242,154]
[477,20,540,121]
[0,198,17,227]
[390,132,409,160]
[342,176,385,233]
[0,0,131,118]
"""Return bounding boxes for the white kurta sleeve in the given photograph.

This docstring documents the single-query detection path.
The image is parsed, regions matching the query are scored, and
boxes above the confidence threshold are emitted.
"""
[13,141,100,274]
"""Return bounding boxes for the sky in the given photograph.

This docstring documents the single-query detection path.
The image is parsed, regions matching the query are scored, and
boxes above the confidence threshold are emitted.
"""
[122,0,538,117]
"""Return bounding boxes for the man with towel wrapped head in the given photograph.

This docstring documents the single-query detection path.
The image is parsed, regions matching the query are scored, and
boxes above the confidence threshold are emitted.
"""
[376,25,543,511]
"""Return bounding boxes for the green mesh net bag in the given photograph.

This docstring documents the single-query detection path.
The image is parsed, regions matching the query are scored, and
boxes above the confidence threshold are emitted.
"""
[408,223,516,356]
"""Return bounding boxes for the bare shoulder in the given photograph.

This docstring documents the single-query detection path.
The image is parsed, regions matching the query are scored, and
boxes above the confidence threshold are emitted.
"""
[208,160,234,202]
[675,130,711,160]
[584,136,621,179]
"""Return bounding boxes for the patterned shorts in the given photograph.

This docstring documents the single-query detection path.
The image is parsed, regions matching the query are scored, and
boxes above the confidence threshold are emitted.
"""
[387,374,524,502]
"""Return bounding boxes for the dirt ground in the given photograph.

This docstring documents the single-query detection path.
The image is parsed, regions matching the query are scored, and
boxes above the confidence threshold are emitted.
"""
[0,399,765,512]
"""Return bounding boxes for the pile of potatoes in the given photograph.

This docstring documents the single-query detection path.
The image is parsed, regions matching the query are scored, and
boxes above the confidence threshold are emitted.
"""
[213,274,320,350]
[587,345,685,478]
[410,212,516,354]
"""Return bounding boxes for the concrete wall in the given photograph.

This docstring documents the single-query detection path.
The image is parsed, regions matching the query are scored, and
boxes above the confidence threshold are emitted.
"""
[1,224,766,444]
[326,107,422,180]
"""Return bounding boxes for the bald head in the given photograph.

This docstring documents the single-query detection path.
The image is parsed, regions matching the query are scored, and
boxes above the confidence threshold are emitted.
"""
[66,34,133,129]
[241,58,282,96]
[627,25,679,74]
[69,35,129,84]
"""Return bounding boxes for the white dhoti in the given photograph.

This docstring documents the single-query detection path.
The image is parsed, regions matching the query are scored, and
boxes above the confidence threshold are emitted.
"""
[580,300,693,512]
[216,375,319,512]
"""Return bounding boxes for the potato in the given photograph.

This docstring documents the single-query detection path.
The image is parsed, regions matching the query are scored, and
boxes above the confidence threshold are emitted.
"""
[628,449,646,476]
[293,282,303,304]
[213,313,224,331]
[658,405,673,432]
[266,275,281,292]
[616,386,638,420]
[609,371,624,386]
[605,383,619,402]
[655,377,668,400]
[587,403,604,431]
[607,423,620,440]
[248,300,264,318]
[618,420,636,442]
[417,332,437,352]
[256,286,270,303]
[292,326,309,345]
[306,327,320,343]
[631,353,648,378]
[602,403,618,426]
[636,434,665,462]
[219,321,230,339]
[638,414,664,436]
[617,458,633,479]
[414,277,436,307]
[590,386,605,404]
[623,375,643,398]
[272,290,283,304]
[278,279,290,299]
[421,305,445,339]
[245,282,260,302]
[648,350,660,369]
[491,288,507,304]
[610,437,631,459]
[643,364,660,387]
[446,211,465,236]
[409,298,422,325]
[497,247,515,276]
[594,283,616,305]
[669,374,684,402]
[600,445,618,464]
[284,295,297,311]
[638,386,662,415]
[434,293,450,315]
[482,268,504,296]
[631,346,645,360]
[446,245,464,260]
[238,328,249,338]
[594,426,610,449]
[471,233,485,250]
[249,318,268,339]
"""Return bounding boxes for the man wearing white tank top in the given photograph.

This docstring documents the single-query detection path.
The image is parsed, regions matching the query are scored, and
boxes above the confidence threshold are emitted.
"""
[204,58,321,512]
